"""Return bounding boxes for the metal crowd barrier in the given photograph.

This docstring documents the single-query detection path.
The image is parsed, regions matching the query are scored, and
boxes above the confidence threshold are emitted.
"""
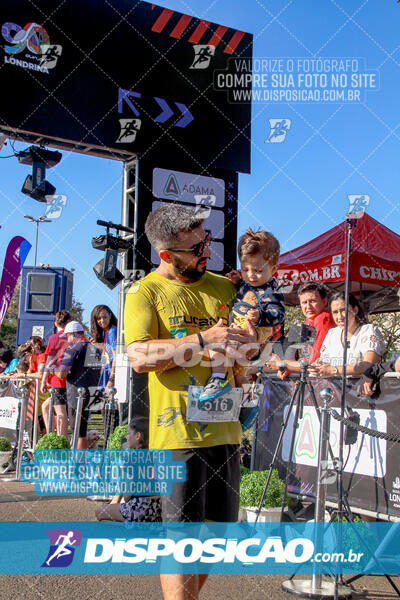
[0,375,39,481]
[1,381,120,484]
[85,387,118,502]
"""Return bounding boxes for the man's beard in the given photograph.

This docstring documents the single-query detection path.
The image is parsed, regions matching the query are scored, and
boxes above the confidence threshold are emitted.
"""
[171,255,207,282]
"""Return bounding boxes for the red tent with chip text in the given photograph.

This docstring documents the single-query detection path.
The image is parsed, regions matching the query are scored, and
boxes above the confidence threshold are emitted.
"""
[277,213,400,313]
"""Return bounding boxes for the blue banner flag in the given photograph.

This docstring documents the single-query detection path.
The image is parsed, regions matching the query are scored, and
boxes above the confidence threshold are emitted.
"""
[0,236,31,326]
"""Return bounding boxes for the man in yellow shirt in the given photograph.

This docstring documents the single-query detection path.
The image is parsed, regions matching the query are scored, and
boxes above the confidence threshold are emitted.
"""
[124,204,256,600]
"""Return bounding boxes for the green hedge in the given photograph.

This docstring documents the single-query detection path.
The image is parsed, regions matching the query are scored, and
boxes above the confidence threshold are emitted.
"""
[108,425,128,449]
[240,468,286,508]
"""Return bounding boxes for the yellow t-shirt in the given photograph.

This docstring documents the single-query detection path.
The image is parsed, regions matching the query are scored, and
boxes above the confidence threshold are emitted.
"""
[124,271,242,450]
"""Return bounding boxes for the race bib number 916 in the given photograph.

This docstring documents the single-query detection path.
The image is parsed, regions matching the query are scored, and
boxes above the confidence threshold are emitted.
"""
[186,386,243,423]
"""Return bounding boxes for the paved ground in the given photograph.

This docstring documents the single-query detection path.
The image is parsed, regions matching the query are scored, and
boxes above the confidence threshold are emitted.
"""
[0,479,399,600]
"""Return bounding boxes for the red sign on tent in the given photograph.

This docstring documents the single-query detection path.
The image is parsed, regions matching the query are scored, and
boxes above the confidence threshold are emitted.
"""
[277,213,400,313]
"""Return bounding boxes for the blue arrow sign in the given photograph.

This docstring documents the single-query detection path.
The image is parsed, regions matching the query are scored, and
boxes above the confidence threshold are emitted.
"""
[154,97,174,123]
[118,91,194,128]
[118,88,141,116]
[175,102,194,128]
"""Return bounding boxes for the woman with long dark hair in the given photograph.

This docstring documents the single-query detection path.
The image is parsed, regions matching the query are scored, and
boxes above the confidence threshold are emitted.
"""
[90,305,118,389]
[309,292,385,377]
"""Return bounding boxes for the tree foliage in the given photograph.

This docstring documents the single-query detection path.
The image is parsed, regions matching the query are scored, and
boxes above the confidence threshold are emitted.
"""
[70,297,88,329]
[284,305,303,331]
[369,312,400,360]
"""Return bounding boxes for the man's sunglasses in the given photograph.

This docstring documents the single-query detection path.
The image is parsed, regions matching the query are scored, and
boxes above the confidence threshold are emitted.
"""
[167,231,211,258]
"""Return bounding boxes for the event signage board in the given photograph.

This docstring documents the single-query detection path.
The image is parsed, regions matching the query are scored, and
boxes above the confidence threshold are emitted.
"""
[0,0,252,172]
[152,168,225,206]
[132,157,238,276]
[254,375,400,519]
[150,167,229,270]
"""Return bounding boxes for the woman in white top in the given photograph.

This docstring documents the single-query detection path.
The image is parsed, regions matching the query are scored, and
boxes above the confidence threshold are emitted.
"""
[309,292,385,378]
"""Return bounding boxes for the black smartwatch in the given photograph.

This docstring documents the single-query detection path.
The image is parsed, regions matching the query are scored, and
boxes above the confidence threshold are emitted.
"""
[278,360,287,373]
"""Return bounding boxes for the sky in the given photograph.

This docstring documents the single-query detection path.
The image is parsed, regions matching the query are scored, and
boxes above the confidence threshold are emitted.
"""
[1,0,399,326]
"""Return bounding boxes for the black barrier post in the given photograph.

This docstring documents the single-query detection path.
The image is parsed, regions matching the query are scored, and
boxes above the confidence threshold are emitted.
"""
[255,362,311,521]
[71,388,85,450]
[254,376,300,521]
[1,376,38,479]
[86,387,117,503]
[255,363,339,523]
[282,388,353,599]
[280,363,310,521]
[338,215,358,526]
[12,379,30,481]
[47,388,55,433]
[103,387,118,449]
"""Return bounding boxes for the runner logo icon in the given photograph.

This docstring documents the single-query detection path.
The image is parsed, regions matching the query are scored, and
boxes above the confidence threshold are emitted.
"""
[41,529,82,568]
[265,118,291,143]
[190,45,215,69]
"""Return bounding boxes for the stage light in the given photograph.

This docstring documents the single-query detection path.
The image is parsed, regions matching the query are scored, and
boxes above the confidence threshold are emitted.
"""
[18,145,61,203]
[91,233,132,252]
[21,175,56,202]
[17,146,62,168]
[92,219,134,290]
[93,250,124,290]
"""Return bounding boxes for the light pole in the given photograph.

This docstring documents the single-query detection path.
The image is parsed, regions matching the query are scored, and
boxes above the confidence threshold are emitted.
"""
[24,215,51,266]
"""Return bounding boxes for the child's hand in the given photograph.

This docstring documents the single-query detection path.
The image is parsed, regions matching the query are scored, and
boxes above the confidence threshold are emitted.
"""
[225,270,241,284]
[277,369,290,380]
[359,375,374,396]
[246,308,260,324]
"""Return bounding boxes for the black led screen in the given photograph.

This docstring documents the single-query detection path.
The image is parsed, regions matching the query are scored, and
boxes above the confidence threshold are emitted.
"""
[1,1,252,172]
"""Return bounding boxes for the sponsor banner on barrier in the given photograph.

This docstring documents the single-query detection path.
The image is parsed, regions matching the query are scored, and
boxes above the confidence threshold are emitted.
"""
[21,450,186,496]
[0,396,19,430]
[254,376,400,518]
[0,522,399,575]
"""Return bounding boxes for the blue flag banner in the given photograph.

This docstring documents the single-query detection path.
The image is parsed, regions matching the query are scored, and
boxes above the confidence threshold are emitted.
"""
[0,236,31,326]
[0,522,399,575]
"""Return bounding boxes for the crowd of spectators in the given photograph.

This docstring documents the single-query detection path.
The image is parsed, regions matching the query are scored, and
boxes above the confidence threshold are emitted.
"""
[0,304,118,448]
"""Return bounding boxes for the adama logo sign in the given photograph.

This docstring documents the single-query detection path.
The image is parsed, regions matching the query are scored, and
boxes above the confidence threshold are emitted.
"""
[2,21,62,74]
[152,168,225,207]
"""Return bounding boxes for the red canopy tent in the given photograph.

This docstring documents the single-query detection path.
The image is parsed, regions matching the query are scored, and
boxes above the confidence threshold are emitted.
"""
[277,213,400,313]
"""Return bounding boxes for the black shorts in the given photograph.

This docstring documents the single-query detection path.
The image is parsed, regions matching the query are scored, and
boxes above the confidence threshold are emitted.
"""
[161,444,240,522]
[68,406,89,438]
[50,388,67,406]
